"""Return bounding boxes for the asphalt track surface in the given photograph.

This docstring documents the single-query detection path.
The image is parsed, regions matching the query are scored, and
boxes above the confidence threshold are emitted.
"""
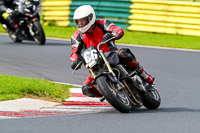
[0,34,200,133]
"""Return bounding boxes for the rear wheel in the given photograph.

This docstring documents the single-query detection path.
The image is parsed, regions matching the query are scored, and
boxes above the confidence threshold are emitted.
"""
[96,75,132,113]
[142,85,161,109]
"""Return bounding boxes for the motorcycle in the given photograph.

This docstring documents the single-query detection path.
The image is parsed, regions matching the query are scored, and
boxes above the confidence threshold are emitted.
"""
[3,0,46,45]
[72,37,161,113]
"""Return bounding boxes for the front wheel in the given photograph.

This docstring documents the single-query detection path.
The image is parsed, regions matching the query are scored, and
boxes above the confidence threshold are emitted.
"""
[142,85,161,109]
[96,75,132,113]
[32,21,46,45]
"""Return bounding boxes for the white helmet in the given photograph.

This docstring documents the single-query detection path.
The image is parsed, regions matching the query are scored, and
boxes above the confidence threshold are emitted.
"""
[73,5,96,33]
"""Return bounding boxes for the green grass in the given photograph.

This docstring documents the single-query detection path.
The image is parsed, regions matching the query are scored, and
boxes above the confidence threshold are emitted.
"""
[42,25,200,50]
[0,75,71,102]
[1,24,200,49]
[118,31,200,50]
[43,25,77,39]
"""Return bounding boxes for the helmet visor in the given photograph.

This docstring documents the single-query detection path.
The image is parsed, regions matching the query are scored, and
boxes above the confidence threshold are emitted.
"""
[74,13,93,28]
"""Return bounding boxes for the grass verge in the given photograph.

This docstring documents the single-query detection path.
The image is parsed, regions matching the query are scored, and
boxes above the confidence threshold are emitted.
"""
[43,26,200,50]
[1,25,200,50]
[0,75,71,102]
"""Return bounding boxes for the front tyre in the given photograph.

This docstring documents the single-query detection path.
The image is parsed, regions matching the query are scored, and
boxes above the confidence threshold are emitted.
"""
[96,75,132,113]
[32,21,46,45]
[142,85,161,109]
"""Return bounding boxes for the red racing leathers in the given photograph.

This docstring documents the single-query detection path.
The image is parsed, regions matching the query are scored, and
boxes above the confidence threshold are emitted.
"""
[70,19,153,97]
[70,19,123,63]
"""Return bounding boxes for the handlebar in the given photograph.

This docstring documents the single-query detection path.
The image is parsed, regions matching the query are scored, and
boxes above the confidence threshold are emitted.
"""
[72,61,82,74]
[72,37,115,74]
[97,37,115,50]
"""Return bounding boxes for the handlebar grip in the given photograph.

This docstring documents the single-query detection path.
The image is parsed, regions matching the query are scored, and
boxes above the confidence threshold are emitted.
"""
[97,36,115,50]
[72,61,82,74]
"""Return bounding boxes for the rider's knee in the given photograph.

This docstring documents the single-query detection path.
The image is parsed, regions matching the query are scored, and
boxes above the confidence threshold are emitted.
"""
[117,48,136,61]
[82,84,96,97]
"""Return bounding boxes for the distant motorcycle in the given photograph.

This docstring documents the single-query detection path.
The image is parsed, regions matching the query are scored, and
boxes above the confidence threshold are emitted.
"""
[72,37,161,113]
[3,0,46,45]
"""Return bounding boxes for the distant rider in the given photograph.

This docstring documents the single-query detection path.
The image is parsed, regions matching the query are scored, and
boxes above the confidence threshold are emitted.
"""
[0,0,14,32]
[70,5,154,97]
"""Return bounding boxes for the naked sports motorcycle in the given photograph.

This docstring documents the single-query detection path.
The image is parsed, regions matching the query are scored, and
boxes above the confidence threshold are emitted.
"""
[72,37,161,113]
[3,0,45,45]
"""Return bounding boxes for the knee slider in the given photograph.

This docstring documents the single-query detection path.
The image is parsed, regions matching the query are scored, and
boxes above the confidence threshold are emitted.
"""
[82,84,95,97]
[118,48,136,61]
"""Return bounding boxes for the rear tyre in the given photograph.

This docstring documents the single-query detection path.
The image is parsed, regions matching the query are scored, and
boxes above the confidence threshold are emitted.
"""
[142,86,161,109]
[96,75,132,113]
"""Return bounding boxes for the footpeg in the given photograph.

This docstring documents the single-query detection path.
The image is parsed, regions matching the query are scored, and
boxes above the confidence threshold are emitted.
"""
[100,96,105,102]
[2,24,7,30]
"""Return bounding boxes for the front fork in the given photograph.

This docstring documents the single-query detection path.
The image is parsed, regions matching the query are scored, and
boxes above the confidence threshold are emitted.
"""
[90,51,124,91]
[89,50,116,79]
[28,17,38,36]
[29,23,34,36]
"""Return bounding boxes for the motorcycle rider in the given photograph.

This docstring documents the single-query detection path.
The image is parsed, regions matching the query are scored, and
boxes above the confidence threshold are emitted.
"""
[70,5,154,97]
[0,0,14,32]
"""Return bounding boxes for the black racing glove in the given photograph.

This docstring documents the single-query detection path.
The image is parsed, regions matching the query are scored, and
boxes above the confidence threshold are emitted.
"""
[71,60,81,70]
[103,33,115,42]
